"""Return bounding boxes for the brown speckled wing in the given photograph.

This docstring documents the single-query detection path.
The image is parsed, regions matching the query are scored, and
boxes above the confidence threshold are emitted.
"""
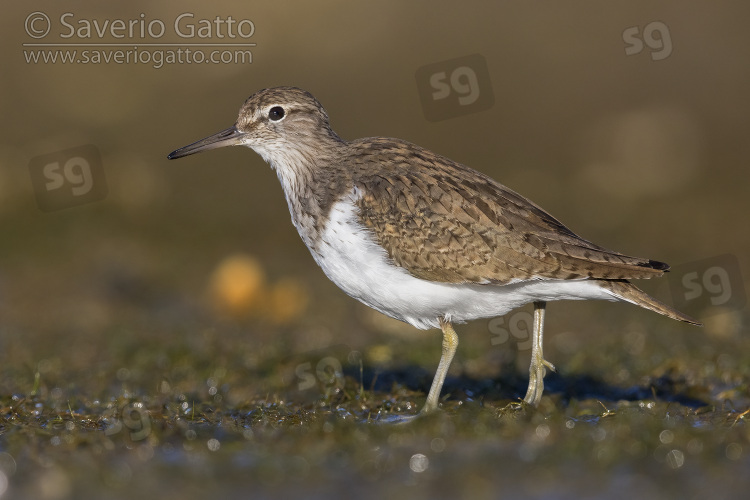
[350,137,667,285]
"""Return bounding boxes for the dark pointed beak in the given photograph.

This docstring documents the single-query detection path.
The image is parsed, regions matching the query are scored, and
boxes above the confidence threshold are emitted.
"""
[168,126,246,160]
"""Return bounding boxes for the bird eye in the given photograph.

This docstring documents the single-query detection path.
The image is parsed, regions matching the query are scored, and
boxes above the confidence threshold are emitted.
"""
[268,106,285,121]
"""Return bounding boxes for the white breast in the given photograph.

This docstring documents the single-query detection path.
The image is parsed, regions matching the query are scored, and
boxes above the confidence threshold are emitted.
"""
[307,192,620,330]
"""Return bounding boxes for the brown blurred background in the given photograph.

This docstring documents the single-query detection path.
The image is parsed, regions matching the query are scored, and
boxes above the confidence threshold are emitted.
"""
[1,1,748,393]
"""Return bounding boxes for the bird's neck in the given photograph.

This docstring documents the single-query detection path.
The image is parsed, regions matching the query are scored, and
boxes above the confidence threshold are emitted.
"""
[254,135,349,250]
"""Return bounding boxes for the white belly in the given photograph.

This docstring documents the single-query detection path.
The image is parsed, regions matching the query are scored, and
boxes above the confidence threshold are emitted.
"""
[308,195,619,330]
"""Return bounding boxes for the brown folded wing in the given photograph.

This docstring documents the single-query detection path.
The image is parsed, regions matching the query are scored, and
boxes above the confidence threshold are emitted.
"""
[351,138,667,285]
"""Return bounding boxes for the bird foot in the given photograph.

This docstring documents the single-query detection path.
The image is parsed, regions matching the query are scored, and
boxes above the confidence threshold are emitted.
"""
[543,359,557,373]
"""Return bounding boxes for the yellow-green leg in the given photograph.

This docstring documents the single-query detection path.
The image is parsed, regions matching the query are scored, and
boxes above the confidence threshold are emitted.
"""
[421,318,459,414]
[523,301,556,406]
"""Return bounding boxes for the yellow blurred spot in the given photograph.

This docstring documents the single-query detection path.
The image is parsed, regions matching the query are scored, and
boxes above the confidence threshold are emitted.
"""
[716,389,740,401]
[703,308,742,339]
[36,467,71,500]
[209,254,266,316]
[208,253,308,323]
[266,277,308,324]
[367,344,393,364]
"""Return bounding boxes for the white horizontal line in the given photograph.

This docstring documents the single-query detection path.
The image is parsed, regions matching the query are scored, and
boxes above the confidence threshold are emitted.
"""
[22,43,256,47]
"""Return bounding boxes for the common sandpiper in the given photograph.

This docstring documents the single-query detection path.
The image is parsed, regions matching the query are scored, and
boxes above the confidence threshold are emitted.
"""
[168,86,700,417]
